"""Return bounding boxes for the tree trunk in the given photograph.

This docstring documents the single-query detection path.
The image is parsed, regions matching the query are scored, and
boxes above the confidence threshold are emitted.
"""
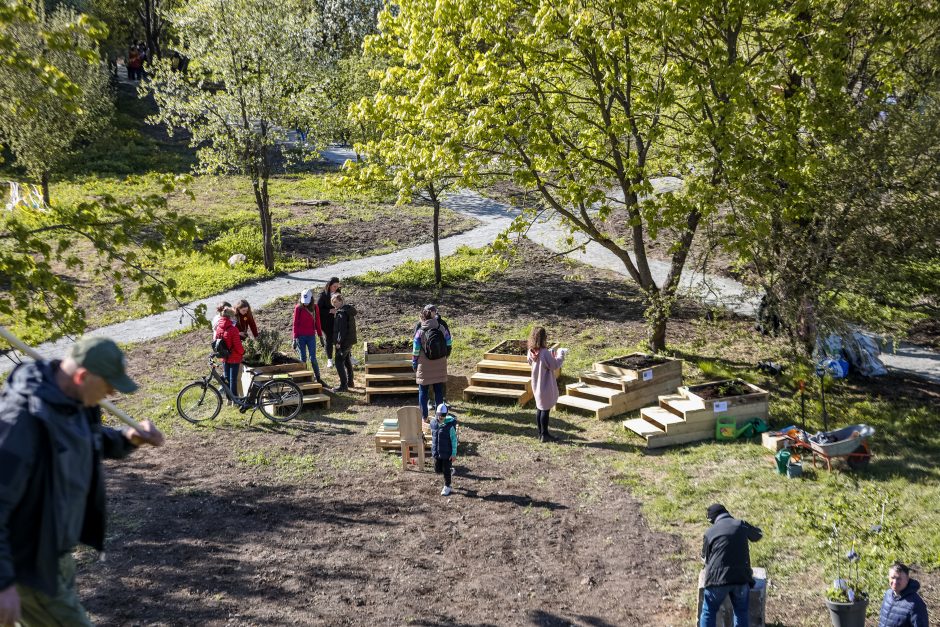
[260,181,274,272]
[432,194,441,288]
[645,289,672,353]
[40,171,50,206]
[648,317,667,354]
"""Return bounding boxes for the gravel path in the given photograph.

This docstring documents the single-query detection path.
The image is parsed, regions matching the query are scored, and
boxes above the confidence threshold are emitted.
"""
[4,149,937,383]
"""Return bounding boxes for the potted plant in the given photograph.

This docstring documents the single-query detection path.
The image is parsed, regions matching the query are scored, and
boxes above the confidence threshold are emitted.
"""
[802,490,901,627]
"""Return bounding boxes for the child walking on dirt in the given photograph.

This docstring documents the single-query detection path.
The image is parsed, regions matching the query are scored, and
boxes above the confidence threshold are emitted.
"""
[526,327,567,442]
[430,403,458,496]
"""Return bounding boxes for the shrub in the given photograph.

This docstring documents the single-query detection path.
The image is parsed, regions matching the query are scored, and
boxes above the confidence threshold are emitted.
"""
[243,329,283,365]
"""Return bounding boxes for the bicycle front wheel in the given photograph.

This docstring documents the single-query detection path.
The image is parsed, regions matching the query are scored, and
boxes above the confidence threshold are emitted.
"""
[257,380,303,423]
[177,382,223,424]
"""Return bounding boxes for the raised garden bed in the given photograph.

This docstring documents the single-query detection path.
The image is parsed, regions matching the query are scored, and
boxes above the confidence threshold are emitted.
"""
[594,352,681,380]
[484,339,530,363]
[366,339,413,355]
[683,379,767,404]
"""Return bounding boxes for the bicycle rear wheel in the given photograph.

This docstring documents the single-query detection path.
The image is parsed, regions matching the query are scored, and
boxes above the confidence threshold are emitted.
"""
[177,381,223,423]
[257,379,303,422]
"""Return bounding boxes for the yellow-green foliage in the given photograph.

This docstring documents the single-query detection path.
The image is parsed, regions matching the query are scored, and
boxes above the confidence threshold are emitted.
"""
[353,245,508,290]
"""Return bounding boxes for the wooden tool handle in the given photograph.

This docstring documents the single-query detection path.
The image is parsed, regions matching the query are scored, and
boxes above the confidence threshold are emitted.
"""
[0,326,144,431]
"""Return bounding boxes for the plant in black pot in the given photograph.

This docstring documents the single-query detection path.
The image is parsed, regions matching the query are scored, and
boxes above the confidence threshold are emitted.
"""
[801,488,901,627]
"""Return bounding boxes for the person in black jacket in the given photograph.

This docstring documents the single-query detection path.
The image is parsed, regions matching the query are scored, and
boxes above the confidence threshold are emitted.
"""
[317,277,341,368]
[0,337,163,626]
[878,561,929,627]
[331,293,357,393]
[699,503,763,627]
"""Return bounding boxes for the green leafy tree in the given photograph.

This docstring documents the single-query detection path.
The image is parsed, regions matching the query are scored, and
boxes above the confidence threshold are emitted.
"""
[680,0,940,353]
[146,0,326,271]
[366,0,714,351]
[0,176,202,343]
[0,6,112,204]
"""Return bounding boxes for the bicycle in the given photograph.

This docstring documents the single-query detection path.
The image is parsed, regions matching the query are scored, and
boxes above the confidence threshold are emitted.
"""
[177,355,304,425]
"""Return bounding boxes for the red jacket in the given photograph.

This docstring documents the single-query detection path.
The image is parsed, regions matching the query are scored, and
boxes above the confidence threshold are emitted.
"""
[292,304,322,338]
[236,311,258,338]
[215,317,244,364]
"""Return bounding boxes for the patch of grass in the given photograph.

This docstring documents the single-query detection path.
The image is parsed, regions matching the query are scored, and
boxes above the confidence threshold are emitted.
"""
[235,447,319,480]
[351,246,509,291]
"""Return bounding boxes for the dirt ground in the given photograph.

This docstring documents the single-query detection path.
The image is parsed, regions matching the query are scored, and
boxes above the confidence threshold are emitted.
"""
[76,241,934,626]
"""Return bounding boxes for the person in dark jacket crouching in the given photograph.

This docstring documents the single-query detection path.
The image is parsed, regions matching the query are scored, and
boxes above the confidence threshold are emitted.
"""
[879,561,929,627]
[699,503,763,627]
[0,337,164,626]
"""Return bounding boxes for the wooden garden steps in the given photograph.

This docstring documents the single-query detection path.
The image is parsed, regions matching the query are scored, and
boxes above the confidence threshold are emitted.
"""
[363,342,417,404]
[557,354,684,420]
[301,393,331,408]
[625,379,770,448]
[462,340,551,407]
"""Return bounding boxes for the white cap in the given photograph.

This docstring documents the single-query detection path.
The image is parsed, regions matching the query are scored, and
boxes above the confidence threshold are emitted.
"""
[301,289,313,305]
[436,403,449,415]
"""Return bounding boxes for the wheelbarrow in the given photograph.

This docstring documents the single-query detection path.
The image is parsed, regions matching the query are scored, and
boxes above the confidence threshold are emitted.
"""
[787,424,874,471]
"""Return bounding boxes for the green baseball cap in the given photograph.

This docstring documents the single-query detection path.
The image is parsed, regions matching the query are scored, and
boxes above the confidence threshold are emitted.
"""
[69,337,138,394]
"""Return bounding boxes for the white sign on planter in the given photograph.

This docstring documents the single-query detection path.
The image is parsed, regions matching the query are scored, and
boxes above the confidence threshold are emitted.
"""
[642,369,653,381]
[713,401,728,413]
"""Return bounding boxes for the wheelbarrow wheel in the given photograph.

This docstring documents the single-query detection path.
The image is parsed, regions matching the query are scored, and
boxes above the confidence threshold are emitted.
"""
[847,445,871,470]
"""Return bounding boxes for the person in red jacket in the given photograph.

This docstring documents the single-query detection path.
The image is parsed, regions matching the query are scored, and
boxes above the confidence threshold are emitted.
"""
[235,299,259,339]
[292,289,325,385]
[214,307,244,397]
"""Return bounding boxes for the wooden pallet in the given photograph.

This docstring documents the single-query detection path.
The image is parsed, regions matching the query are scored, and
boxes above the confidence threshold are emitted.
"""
[624,379,769,448]
[241,363,330,410]
[557,354,683,419]
[364,342,417,403]
[462,340,558,406]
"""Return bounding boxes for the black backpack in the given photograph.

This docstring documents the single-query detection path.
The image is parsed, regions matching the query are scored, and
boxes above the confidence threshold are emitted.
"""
[421,327,447,360]
[212,336,231,358]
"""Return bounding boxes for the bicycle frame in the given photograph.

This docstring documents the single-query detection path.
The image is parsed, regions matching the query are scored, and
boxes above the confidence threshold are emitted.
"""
[206,359,263,413]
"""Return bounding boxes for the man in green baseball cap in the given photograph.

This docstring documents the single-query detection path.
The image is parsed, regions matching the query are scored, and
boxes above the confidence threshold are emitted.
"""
[0,336,163,626]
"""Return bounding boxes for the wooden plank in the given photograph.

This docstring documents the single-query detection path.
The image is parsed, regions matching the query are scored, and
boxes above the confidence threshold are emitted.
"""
[301,394,330,408]
[623,418,665,437]
[364,352,413,363]
[646,428,715,449]
[296,382,323,392]
[364,360,414,370]
[566,383,622,400]
[640,407,687,432]
[556,394,607,413]
[364,372,417,382]
[462,385,526,399]
[470,372,531,385]
[476,359,532,372]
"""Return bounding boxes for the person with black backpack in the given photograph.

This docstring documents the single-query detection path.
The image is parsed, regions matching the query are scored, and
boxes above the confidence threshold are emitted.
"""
[412,306,452,421]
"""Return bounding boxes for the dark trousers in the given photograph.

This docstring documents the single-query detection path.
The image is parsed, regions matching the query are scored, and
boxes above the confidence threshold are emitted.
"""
[535,409,551,435]
[223,362,240,397]
[335,347,354,389]
[323,331,335,360]
[434,457,453,487]
[418,382,445,419]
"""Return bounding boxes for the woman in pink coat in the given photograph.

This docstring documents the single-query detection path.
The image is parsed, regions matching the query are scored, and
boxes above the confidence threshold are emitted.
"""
[526,326,567,442]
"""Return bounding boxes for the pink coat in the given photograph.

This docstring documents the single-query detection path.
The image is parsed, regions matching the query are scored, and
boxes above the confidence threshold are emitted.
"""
[527,348,564,411]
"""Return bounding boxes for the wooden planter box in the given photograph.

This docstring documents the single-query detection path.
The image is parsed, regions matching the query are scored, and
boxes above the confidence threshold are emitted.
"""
[239,362,330,410]
[625,378,769,448]
[363,340,417,403]
[464,340,559,406]
[558,353,683,419]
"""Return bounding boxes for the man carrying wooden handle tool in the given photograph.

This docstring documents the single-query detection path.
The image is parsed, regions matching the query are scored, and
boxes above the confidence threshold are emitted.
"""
[0,337,164,626]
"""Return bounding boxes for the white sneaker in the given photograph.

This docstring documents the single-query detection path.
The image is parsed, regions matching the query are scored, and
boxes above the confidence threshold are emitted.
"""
[326,359,333,368]
[441,486,452,496]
